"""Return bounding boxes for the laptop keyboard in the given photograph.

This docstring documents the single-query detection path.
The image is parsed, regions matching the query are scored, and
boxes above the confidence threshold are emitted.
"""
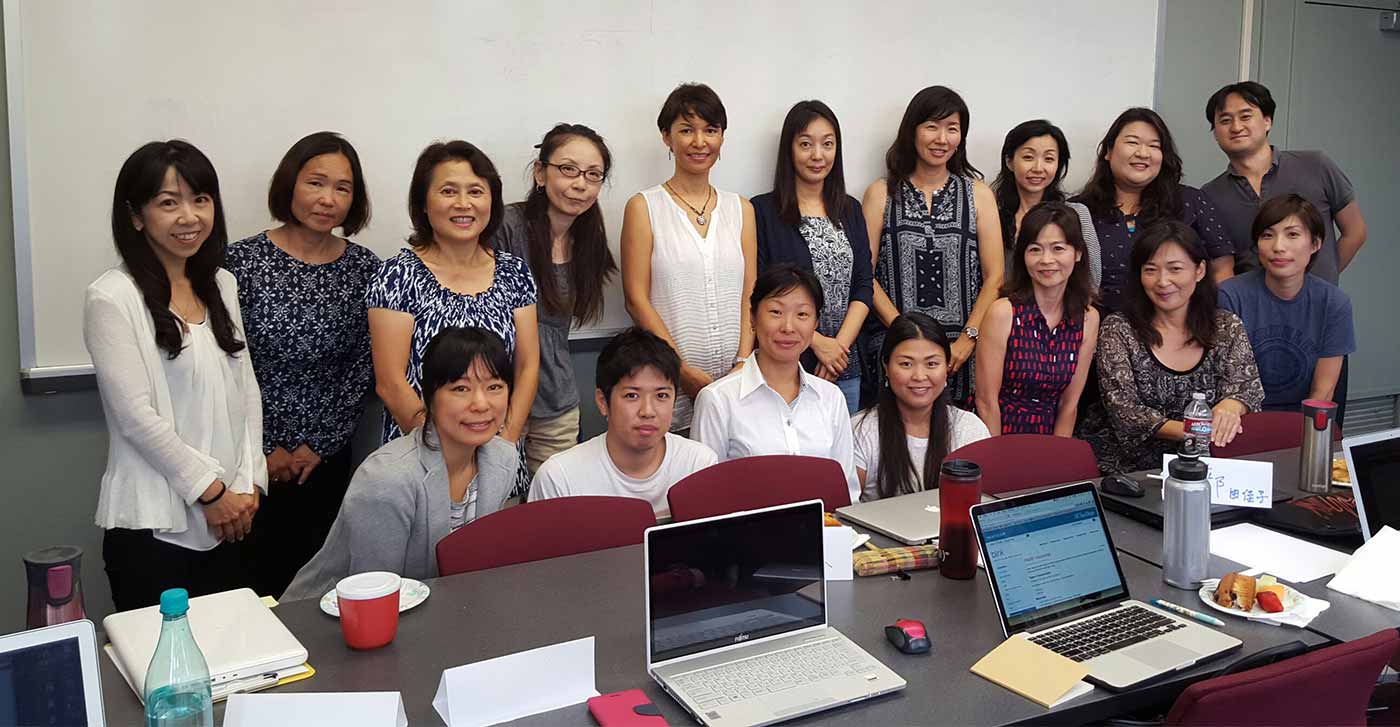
[1028,605,1186,662]
[673,638,873,709]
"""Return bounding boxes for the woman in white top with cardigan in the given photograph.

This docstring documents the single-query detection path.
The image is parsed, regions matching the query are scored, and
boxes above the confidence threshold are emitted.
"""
[84,140,265,612]
[622,82,757,432]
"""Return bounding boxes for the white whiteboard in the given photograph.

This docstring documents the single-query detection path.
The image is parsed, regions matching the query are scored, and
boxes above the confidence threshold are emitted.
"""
[5,0,1158,376]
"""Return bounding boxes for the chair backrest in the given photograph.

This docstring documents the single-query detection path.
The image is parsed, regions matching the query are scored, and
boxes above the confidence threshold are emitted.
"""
[1212,410,1343,459]
[1165,628,1400,727]
[435,495,657,576]
[666,455,851,522]
[944,433,1101,495]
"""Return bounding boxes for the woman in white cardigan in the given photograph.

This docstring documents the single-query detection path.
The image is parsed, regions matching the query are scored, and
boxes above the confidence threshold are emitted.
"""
[84,140,266,611]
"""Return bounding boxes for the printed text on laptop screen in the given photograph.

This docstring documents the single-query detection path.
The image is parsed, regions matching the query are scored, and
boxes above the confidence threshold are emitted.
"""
[0,636,88,726]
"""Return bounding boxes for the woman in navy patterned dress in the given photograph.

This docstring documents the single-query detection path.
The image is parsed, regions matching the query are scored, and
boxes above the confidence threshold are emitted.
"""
[226,131,381,597]
[860,86,1005,408]
[974,203,1099,436]
[367,141,539,448]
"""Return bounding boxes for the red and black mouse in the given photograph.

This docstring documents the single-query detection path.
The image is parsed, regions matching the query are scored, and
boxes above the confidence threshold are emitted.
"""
[884,618,930,654]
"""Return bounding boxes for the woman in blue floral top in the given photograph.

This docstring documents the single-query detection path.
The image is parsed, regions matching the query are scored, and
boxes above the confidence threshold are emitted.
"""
[367,140,540,449]
[226,131,380,597]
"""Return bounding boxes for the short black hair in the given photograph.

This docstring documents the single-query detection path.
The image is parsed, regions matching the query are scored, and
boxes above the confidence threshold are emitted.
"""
[419,327,512,446]
[749,263,825,314]
[406,140,504,249]
[1206,81,1276,127]
[595,327,681,401]
[656,83,727,132]
[267,131,371,236]
[1252,193,1325,271]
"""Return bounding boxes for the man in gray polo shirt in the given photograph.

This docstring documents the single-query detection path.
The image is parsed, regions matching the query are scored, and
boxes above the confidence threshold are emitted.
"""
[1201,81,1368,285]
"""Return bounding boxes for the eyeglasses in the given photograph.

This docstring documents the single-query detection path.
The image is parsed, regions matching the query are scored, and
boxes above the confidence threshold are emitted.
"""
[543,162,606,184]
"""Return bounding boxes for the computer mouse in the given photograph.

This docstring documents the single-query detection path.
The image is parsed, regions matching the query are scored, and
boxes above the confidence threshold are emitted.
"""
[884,618,930,654]
[1100,474,1145,498]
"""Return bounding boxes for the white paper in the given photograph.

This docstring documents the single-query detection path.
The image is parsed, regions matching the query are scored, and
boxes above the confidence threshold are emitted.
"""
[1328,525,1400,611]
[223,692,406,727]
[823,526,854,581]
[1049,681,1094,709]
[1162,455,1274,508]
[1209,523,1352,583]
[432,636,598,727]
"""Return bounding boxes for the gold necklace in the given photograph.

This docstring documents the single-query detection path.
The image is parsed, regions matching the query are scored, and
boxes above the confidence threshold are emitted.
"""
[664,182,713,226]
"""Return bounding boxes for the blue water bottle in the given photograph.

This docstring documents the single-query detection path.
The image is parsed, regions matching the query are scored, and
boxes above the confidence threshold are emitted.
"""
[144,588,213,727]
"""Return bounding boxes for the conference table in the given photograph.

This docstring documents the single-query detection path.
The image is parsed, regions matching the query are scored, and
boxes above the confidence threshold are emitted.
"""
[101,517,1331,726]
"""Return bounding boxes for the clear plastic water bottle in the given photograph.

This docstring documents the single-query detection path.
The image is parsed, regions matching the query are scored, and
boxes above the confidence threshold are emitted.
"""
[1182,392,1213,457]
[144,588,213,727]
[1163,454,1211,588]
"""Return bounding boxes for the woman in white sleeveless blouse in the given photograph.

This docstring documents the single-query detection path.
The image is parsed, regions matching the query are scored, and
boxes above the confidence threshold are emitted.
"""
[622,83,757,431]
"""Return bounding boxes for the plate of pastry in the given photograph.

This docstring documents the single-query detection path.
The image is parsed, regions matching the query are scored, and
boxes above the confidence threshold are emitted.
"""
[1198,572,1303,620]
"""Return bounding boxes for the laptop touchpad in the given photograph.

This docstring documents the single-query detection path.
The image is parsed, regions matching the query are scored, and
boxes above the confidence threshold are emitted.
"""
[1122,641,1202,671]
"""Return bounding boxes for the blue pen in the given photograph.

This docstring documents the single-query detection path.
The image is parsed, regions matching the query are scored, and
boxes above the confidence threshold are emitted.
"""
[1151,598,1226,627]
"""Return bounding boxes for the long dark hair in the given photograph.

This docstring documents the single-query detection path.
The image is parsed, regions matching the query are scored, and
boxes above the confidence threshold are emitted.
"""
[111,140,244,359]
[1123,220,1218,349]
[884,86,981,198]
[1000,202,1095,320]
[857,313,953,499]
[419,326,513,449]
[1076,107,1183,222]
[991,120,1070,250]
[772,100,851,227]
[407,140,504,249]
[522,123,617,325]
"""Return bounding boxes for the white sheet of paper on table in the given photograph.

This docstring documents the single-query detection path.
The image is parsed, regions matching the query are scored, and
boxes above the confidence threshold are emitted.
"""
[1327,525,1400,611]
[432,636,598,727]
[1161,455,1274,508]
[1209,523,1352,583]
[223,691,407,727]
[823,525,854,581]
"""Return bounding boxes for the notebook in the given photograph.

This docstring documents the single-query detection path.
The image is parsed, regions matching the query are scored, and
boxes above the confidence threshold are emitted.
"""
[645,500,905,727]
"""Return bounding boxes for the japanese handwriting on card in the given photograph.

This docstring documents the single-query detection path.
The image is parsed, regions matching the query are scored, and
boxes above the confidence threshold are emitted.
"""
[1162,455,1274,509]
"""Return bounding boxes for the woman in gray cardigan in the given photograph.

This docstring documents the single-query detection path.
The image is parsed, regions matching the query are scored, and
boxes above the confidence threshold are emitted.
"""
[282,327,520,601]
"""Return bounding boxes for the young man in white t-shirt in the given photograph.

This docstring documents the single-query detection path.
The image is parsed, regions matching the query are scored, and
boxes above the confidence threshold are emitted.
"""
[528,328,717,519]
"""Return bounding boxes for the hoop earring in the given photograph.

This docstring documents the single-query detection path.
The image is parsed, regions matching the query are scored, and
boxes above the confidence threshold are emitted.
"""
[536,185,545,193]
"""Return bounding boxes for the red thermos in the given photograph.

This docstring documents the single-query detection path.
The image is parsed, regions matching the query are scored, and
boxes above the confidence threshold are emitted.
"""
[938,460,982,580]
[24,546,86,629]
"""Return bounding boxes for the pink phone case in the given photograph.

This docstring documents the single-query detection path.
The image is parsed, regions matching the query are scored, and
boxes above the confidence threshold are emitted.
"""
[587,689,668,726]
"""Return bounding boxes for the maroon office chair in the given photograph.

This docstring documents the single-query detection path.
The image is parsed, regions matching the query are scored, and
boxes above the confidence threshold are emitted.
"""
[1162,628,1399,726]
[1212,410,1343,459]
[435,495,656,576]
[666,455,851,522]
[944,433,1101,495]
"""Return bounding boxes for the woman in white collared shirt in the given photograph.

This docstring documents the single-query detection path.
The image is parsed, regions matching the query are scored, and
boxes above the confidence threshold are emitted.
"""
[84,140,265,612]
[693,264,859,503]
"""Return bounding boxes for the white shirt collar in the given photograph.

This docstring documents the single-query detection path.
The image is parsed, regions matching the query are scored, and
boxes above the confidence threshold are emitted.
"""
[737,352,818,401]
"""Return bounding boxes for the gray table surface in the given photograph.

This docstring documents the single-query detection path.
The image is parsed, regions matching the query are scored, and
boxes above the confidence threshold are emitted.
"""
[101,542,1326,726]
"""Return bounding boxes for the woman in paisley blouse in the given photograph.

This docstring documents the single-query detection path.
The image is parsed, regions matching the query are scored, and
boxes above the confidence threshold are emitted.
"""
[860,85,1005,409]
[1084,220,1263,474]
[751,100,872,414]
[367,141,539,448]
[226,131,380,597]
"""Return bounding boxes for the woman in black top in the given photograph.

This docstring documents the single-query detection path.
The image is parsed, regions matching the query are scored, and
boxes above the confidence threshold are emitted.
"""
[751,100,872,413]
[226,131,380,598]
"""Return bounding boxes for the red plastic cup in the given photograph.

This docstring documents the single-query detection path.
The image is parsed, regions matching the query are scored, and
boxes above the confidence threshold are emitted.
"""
[336,572,401,650]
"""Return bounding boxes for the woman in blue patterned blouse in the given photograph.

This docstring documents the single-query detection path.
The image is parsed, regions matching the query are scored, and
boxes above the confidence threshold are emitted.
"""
[226,131,381,598]
[367,140,540,448]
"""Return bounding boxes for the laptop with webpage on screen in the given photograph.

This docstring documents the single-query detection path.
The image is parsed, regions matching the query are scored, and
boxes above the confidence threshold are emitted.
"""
[645,500,905,727]
[971,482,1241,691]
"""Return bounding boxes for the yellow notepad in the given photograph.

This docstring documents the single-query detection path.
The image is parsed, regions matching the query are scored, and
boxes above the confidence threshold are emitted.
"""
[970,636,1089,708]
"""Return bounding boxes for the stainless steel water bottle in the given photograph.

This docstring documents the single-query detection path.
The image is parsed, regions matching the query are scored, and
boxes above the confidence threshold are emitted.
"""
[1163,455,1211,589]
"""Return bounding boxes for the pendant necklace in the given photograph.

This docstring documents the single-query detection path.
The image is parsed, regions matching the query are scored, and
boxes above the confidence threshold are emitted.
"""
[665,182,713,226]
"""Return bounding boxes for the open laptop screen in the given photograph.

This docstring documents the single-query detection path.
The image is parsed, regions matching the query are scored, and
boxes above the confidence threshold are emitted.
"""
[974,484,1128,634]
[647,501,826,664]
[1346,429,1400,540]
[0,636,90,726]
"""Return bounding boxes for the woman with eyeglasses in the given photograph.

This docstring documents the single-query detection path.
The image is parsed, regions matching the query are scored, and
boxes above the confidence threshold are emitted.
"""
[621,83,757,432]
[494,124,617,474]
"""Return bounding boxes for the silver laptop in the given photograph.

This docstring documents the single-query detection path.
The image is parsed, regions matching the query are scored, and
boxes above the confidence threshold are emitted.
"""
[0,619,106,726]
[971,482,1241,692]
[837,489,994,544]
[1343,426,1400,541]
[645,500,905,727]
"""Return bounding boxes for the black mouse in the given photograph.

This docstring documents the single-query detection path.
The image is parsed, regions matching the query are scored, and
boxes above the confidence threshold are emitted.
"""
[885,618,930,654]
[1100,474,1145,498]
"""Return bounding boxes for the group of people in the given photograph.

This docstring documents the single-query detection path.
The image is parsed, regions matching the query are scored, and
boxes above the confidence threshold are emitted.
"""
[83,80,1364,611]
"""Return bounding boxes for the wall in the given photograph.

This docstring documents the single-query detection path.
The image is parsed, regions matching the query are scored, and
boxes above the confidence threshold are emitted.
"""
[1155,0,1247,186]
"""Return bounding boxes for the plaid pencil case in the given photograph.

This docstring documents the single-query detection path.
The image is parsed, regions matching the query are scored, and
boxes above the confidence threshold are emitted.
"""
[853,545,941,576]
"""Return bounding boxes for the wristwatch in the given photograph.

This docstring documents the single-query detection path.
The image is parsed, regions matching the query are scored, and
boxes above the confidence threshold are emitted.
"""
[963,326,979,341]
